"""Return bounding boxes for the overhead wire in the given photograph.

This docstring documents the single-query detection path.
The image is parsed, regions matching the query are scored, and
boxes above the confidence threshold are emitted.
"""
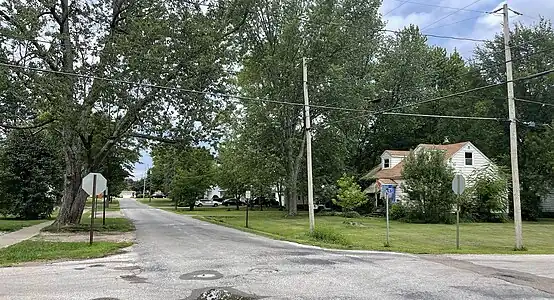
[2,62,554,115]
[420,0,485,31]
[389,0,496,14]
[382,0,409,17]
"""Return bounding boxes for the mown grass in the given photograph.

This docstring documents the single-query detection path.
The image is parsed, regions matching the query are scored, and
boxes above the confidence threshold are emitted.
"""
[85,198,120,211]
[42,217,135,233]
[0,219,47,232]
[158,206,554,254]
[0,240,132,266]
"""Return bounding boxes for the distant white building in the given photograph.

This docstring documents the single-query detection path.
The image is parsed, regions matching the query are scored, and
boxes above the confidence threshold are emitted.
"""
[204,186,225,200]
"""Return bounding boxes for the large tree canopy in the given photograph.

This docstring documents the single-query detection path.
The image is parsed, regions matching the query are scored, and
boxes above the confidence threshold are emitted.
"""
[0,0,250,224]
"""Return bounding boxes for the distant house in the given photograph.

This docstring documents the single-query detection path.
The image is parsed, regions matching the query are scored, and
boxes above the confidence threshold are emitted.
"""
[204,186,226,200]
[363,142,502,205]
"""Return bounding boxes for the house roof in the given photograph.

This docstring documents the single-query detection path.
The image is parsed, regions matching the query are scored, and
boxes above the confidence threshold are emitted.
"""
[417,142,468,159]
[384,150,410,157]
[378,179,397,185]
[373,161,404,180]
[364,142,471,181]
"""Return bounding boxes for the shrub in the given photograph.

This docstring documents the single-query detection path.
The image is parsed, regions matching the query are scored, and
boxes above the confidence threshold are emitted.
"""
[389,204,407,220]
[307,227,351,246]
[333,174,367,211]
[402,149,455,223]
[463,166,509,222]
[343,211,361,218]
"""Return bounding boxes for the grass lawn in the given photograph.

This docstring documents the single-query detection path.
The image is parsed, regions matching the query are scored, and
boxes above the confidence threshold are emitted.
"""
[42,216,135,233]
[162,207,554,254]
[0,240,132,266]
[85,198,120,211]
[0,219,47,232]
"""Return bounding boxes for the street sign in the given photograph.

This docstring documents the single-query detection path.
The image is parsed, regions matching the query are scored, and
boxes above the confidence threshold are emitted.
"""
[452,174,466,195]
[82,173,107,196]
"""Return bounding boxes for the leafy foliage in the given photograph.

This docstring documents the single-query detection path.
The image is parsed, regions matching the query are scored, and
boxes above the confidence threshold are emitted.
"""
[401,149,455,224]
[333,175,367,212]
[462,166,509,222]
[0,130,62,219]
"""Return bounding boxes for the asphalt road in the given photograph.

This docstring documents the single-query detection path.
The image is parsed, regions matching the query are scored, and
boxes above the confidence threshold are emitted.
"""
[1,198,553,300]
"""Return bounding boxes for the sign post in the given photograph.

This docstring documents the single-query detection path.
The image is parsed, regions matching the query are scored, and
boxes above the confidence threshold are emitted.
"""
[452,174,466,250]
[81,172,107,245]
[245,190,251,228]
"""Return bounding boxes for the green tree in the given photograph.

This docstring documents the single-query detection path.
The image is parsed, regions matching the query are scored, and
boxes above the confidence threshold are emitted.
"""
[237,0,383,215]
[170,147,216,210]
[401,149,455,223]
[333,175,367,212]
[0,0,250,225]
[462,166,509,222]
[0,130,63,219]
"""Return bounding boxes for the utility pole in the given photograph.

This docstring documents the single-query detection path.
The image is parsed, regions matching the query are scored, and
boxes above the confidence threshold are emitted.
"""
[142,165,147,200]
[500,3,524,250]
[303,57,315,233]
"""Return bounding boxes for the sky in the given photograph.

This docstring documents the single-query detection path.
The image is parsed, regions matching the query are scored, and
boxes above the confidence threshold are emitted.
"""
[131,0,553,179]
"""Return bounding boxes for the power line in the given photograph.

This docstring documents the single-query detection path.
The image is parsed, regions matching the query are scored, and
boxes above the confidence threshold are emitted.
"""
[389,0,496,14]
[422,15,484,32]
[381,29,488,42]
[382,0,409,17]
[515,98,554,107]
[382,112,504,121]
[2,62,554,115]
[420,0,484,31]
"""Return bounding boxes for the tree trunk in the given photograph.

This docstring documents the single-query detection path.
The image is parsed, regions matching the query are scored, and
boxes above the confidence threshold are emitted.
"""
[54,146,88,225]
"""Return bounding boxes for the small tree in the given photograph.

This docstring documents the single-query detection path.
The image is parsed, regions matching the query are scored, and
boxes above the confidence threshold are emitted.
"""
[0,130,62,219]
[463,166,509,222]
[402,149,455,223]
[333,175,367,212]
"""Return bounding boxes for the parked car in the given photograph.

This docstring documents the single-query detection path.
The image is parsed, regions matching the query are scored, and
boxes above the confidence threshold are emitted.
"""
[152,192,166,198]
[195,199,223,207]
[222,198,246,206]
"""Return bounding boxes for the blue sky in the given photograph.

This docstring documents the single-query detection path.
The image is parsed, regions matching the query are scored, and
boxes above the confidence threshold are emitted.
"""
[132,0,552,179]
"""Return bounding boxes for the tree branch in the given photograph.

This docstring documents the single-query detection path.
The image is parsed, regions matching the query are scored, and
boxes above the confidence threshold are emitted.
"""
[129,133,188,144]
[0,118,57,130]
[0,10,59,71]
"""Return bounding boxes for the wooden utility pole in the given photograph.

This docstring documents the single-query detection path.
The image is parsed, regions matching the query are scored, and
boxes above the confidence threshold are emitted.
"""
[303,57,315,233]
[499,3,524,250]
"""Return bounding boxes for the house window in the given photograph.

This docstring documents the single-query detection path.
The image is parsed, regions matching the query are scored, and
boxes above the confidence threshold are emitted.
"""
[384,158,390,169]
[465,152,473,166]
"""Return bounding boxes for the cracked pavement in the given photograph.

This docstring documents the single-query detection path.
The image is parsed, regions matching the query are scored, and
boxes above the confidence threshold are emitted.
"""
[1,198,553,300]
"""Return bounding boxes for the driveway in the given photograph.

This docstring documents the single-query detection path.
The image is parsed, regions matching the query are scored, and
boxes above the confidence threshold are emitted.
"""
[1,198,553,300]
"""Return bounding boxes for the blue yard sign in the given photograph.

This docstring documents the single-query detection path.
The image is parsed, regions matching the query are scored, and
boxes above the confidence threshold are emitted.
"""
[381,184,396,204]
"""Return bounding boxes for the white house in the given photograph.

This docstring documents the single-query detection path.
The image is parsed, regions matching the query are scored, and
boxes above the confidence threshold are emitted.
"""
[365,142,498,204]
[204,186,226,200]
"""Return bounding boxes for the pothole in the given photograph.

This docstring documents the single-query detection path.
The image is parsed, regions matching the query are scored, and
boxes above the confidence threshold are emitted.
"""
[113,265,141,271]
[249,267,279,274]
[88,264,105,268]
[180,270,224,280]
[182,287,263,300]
[120,274,148,284]
[74,267,86,270]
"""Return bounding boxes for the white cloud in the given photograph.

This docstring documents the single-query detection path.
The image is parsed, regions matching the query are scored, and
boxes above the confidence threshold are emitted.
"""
[380,0,554,58]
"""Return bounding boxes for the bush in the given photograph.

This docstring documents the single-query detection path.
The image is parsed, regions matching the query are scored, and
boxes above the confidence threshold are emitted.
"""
[389,204,407,220]
[307,227,351,246]
[333,174,367,211]
[342,211,361,218]
[463,167,509,222]
[402,149,455,224]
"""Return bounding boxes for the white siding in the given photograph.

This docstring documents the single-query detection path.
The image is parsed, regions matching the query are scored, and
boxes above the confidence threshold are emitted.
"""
[395,180,407,204]
[381,153,403,169]
[448,142,491,180]
[541,193,554,212]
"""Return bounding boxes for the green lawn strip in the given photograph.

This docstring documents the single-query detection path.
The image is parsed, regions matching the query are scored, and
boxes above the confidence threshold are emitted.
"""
[138,197,175,208]
[0,240,132,266]
[0,219,48,232]
[85,199,120,211]
[42,216,135,233]
[174,209,554,254]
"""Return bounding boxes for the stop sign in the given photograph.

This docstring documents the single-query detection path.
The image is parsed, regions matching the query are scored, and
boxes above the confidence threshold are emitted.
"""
[82,173,107,196]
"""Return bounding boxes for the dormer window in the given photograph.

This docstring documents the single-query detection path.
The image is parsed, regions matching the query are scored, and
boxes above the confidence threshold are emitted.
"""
[465,152,473,166]
[384,158,390,168]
